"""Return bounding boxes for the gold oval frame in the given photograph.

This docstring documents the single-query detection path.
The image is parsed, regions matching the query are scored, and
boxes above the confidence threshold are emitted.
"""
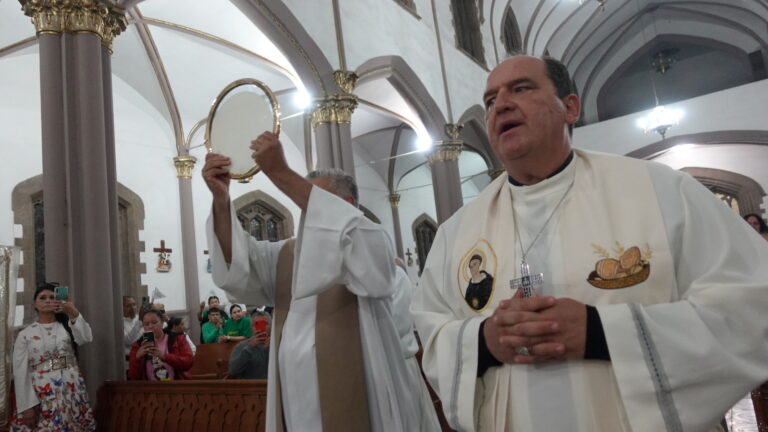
[204,78,281,183]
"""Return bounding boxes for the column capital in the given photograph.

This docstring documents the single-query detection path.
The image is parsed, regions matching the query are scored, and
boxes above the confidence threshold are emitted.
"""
[388,193,401,209]
[311,95,358,127]
[333,70,359,94]
[427,140,463,164]
[444,122,464,140]
[173,155,197,179]
[20,0,128,49]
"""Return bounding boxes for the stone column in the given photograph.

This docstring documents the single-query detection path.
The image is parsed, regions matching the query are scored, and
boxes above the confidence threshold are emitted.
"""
[428,124,464,224]
[312,70,358,179]
[173,155,201,344]
[21,0,127,400]
[388,194,405,259]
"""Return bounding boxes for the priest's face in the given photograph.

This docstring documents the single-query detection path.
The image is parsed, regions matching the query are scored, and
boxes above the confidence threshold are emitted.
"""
[484,56,578,167]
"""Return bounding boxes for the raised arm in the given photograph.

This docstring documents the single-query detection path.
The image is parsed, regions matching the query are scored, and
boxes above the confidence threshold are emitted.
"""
[203,152,234,263]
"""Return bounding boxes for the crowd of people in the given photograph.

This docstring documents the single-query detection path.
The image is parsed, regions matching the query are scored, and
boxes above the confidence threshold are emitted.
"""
[8,53,768,431]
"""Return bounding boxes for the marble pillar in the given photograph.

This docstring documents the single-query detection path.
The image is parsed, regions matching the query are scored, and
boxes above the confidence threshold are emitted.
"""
[21,0,128,400]
[428,124,464,224]
[312,70,358,179]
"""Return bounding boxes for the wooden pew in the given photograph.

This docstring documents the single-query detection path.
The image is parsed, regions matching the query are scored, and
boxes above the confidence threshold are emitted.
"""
[187,342,238,379]
[96,380,267,432]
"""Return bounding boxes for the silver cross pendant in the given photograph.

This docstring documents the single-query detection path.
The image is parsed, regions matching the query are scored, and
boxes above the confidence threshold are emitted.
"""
[509,260,543,298]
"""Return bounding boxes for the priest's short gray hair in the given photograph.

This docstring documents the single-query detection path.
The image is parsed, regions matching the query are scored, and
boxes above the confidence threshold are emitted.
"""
[306,168,358,207]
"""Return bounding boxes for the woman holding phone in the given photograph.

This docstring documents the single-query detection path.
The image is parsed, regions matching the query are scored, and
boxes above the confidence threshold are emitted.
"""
[128,309,193,380]
[10,283,95,431]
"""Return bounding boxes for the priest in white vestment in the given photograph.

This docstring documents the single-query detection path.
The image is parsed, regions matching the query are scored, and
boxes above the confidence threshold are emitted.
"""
[203,132,438,432]
[412,55,768,432]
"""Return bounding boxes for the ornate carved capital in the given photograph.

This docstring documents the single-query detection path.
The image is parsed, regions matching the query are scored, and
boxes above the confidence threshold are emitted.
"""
[20,0,128,49]
[388,193,401,209]
[173,155,197,179]
[445,123,464,140]
[427,140,463,164]
[333,70,358,94]
[311,95,358,127]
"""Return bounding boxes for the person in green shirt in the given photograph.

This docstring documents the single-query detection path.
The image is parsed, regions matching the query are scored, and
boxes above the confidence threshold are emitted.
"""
[201,307,225,344]
[221,304,252,343]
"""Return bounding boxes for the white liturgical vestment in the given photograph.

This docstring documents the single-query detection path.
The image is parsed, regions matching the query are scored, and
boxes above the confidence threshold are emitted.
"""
[208,186,432,432]
[412,150,768,432]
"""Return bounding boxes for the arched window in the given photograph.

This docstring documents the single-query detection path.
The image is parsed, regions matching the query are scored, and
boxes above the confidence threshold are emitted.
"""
[234,190,294,242]
[412,214,438,274]
[12,176,146,324]
[450,0,485,64]
[501,7,522,55]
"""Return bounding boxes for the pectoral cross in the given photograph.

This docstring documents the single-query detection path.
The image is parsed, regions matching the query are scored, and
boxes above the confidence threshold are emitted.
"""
[509,260,543,298]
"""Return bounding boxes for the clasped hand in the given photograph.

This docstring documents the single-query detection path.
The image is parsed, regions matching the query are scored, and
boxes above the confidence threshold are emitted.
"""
[483,290,587,365]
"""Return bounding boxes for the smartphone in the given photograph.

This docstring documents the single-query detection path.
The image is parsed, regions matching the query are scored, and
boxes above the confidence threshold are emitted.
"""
[140,331,155,344]
[254,320,267,334]
[54,286,69,301]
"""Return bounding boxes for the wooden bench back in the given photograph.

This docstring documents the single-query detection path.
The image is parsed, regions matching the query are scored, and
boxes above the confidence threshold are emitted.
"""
[96,380,266,432]
[188,342,237,379]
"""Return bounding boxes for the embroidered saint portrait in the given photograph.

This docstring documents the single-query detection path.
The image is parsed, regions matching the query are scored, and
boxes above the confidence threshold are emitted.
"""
[457,240,497,311]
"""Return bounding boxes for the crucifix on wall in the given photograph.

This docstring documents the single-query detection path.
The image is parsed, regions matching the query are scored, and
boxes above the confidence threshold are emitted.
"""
[153,240,173,273]
[405,248,414,267]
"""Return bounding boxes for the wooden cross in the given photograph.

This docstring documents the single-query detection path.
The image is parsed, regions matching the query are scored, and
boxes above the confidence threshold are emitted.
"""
[405,248,414,266]
[153,240,172,254]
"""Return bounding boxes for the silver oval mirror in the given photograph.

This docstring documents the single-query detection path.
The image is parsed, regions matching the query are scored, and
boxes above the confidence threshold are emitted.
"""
[205,78,281,183]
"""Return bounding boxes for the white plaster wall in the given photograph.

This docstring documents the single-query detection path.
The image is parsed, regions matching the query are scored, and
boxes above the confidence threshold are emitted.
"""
[573,79,768,156]
[354,155,396,243]
[280,0,339,68]
[340,0,448,114]
[0,46,41,248]
[282,0,494,127]
[113,76,187,312]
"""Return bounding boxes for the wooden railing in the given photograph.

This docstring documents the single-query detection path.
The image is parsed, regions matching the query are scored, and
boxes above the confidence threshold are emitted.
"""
[95,380,266,432]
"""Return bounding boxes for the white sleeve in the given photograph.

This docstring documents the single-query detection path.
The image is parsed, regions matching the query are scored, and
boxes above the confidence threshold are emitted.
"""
[392,267,419,358]
[411,220,483,432]
[293,186,397,299]
[599,168,768,432]
[70,314,93,345]
[206,201,286,306]
[12,329,39,413]
[124,319,142,350]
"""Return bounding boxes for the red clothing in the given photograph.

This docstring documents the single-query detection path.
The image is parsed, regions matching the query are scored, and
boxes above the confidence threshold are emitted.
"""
[128,333,193,380]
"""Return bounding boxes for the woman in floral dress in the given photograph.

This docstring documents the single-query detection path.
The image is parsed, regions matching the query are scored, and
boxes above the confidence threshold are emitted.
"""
[10,283,96,431]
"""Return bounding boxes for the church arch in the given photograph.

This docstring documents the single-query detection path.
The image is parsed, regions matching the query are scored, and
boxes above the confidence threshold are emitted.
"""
[233,190,295,242]
[12,175,146,324]
[231,0,339,96]
[356,55,447,140]
[681,167,766,217]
